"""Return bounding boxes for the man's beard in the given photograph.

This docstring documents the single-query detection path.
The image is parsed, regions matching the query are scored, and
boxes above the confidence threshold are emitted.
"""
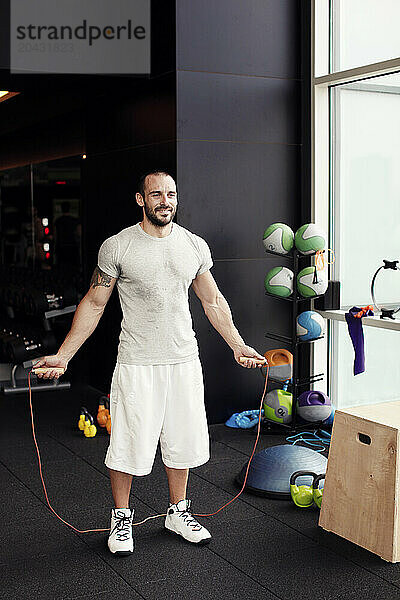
[143,200,175,227]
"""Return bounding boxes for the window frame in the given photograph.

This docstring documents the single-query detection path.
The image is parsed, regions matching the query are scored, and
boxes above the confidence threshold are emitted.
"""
[311,0,400,399]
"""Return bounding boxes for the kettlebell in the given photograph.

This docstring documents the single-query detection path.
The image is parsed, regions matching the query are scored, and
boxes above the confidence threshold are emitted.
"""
[290,471,316,508]
[106,413,111,435]
[78,407,87,431]
[97,396,109,428]
[312,473,325,509]
[84,413,97,438]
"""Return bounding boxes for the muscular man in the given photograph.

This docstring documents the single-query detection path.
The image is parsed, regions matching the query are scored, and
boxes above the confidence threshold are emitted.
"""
[34,170,265,556]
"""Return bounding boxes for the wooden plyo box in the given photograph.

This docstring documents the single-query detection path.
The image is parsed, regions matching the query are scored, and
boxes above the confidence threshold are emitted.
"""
[319,400,400,562]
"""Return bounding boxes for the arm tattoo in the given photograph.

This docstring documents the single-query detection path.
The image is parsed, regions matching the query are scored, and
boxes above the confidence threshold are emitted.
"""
[91,266,112,288]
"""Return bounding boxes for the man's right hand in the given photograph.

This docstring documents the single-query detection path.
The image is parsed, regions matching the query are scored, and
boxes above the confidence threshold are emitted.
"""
[32,354,69,379]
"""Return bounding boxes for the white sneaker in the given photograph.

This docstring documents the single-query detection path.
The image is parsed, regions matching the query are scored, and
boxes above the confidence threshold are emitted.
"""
[107,508,135,555]
[165,499,211,545]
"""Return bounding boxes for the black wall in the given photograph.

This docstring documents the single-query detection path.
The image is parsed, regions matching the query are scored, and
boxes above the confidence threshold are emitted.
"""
[0,0,309,424]
[81,0,177,390]
[175,0,303,423]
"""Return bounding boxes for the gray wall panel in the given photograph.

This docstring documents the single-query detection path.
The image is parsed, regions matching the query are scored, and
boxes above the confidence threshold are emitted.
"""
[177,0,301,78]
[86,75,176,156]
[176,140,301,259]
[176,1,302,423]
[177,71,301,144]
[188,258,293,424]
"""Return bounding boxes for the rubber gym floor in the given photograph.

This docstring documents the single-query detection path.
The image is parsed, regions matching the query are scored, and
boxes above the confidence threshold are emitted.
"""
[2,387,400,600]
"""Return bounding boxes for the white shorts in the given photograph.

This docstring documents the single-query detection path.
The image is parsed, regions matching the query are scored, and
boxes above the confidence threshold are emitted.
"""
[104,356,210,476]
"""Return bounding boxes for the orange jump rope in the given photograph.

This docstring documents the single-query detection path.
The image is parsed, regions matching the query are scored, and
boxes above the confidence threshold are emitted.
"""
[28,358,269,533]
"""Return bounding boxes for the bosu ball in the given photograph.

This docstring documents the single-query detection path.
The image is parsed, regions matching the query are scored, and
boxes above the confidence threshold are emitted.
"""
[236,444,328,498]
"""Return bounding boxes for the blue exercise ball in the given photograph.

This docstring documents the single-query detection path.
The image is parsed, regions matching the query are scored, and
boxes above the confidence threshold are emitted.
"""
[236,444,327,499]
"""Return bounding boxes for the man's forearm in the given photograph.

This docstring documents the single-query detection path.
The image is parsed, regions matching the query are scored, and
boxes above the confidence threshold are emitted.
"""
[202,293,245,350]
[57,296,104,362]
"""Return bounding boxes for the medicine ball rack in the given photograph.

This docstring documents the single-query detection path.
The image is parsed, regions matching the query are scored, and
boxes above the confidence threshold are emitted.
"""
[262,247,327,433]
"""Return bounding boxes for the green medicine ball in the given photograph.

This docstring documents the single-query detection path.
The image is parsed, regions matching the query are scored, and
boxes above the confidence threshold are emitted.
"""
[295,223,326,255]
[263,223,294,255]
[297,266,328,298]
[265,266,294,298]
[263,389,293,424]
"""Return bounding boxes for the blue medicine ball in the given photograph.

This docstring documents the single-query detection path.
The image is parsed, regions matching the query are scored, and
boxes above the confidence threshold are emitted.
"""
[297,311,325,341]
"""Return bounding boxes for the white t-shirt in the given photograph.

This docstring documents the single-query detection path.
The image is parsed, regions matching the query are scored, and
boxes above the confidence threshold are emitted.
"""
[97,222,213,365]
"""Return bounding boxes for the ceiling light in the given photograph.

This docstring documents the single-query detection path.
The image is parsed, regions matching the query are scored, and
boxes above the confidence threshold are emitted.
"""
[0,92,20,104]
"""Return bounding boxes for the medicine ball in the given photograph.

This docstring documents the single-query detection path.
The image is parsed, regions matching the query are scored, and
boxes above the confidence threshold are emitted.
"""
[297,391,331,422]
[262,223,294,255]
[261,348,293,381]
[297,311,325,341]
[264,266,294,298]
[263,389,293,424]
[297,267,328,298]
[295,223,326,255]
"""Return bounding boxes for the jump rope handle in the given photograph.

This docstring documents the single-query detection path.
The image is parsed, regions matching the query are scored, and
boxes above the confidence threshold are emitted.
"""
[32,367,66,375]
[238,357,268,366]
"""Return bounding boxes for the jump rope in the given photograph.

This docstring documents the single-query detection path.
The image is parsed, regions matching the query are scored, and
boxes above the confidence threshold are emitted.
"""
[28,358,269,534]
[27,249,333,534]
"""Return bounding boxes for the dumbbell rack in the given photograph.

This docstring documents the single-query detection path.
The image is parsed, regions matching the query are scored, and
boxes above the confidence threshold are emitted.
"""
[0,265,79,394]
[261,247,326,433]
[1,305,75,395]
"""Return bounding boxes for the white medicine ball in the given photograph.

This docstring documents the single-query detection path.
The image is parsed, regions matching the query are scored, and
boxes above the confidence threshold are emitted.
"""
[264,266,294,298]
[297,267,328,298]
[295,223,326,255]
[262,223,294,255]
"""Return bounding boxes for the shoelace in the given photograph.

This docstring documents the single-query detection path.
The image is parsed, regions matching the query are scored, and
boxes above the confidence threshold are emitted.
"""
[175,505,202,531]
[111,511,132,541]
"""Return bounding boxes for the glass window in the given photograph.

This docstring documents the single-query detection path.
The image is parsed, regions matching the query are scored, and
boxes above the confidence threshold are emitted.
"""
[331,323,400,409]
[329,71,400,408]
[331,72,400,308]
[331,0,400,72]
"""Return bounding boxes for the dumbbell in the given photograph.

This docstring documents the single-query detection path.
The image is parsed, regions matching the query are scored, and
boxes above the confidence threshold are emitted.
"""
[0,321,27,353]
[23,285,77,316]
[7,330,57,363]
